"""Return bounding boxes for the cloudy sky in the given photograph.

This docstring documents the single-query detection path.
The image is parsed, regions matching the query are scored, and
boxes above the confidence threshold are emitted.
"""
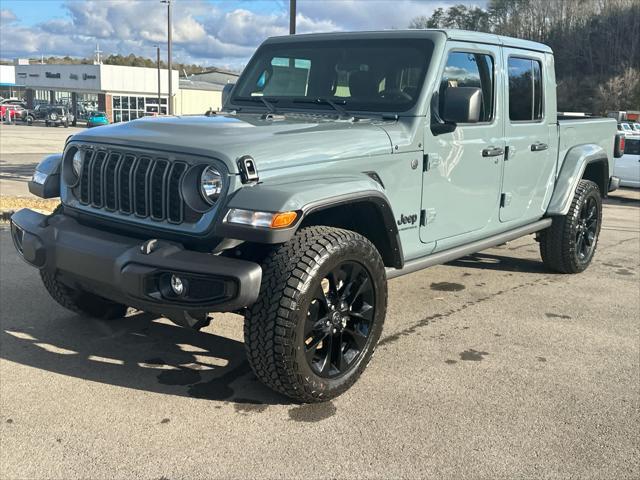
[0,0,483,69]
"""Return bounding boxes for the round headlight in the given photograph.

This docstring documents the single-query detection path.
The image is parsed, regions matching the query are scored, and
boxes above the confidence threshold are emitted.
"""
[72,150,83,176]
[200,166,223,205]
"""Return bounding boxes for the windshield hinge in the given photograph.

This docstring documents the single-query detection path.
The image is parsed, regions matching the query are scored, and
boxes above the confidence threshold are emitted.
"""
[423,154,429,172]
[237,155,259,184]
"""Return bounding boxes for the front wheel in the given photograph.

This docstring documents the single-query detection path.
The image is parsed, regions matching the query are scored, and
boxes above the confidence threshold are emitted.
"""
[244,226,387,402]
[539,179,602,273]
[40,270,128,320]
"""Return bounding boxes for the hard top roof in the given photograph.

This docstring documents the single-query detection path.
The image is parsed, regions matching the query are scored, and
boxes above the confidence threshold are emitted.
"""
[264,29,552,54]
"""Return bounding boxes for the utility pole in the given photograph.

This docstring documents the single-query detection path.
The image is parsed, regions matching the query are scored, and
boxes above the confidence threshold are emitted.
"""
[156,45,161,113]
[289,0,296,34]
[161,0,173,114]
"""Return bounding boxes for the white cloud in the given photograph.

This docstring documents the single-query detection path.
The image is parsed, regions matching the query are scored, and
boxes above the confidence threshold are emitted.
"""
[0,8,18,24]
[0,0,484,67]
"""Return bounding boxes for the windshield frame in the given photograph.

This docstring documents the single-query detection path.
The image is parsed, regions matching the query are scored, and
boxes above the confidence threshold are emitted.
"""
[228,35,436,117]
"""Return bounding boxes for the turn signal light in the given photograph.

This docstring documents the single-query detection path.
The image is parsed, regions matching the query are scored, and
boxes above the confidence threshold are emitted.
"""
[225,208,298,229]
[270,211,297,229]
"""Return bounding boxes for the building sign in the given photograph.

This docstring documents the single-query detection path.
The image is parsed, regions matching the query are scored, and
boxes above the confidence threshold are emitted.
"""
[83,74,97,80]
[70,73,79,80]
[28,74,39,77]
[17,72,27,78]
[45,72,61,78]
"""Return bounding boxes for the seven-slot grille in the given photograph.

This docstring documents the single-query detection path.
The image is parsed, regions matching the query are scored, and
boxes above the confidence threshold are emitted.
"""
[76,147,189,223]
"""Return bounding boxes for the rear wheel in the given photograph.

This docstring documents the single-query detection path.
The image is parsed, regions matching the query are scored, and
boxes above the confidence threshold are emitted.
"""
[40,270,128,320]
[244,226,387,402]
[539,179,602,273]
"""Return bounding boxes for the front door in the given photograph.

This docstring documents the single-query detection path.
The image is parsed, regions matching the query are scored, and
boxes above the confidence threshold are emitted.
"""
[500,49,555,223]
[421,42,504,246]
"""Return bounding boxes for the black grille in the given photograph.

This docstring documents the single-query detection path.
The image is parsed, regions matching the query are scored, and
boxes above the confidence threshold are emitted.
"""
[76,147,189,223]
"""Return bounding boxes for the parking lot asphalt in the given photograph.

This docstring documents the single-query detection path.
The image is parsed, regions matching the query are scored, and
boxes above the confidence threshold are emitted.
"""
[0,123,84,196]
[1,187,638,478]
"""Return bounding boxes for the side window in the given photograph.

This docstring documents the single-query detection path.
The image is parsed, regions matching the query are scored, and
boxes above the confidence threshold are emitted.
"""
[508,57,543,121]
[440,51,494,122]
[625,139,640,155]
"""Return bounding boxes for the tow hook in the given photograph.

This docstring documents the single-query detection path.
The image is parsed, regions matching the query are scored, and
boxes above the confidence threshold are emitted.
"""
[168,311,213,330]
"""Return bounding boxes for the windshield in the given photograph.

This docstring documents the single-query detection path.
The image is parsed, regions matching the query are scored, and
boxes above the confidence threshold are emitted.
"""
[232,38,434,113]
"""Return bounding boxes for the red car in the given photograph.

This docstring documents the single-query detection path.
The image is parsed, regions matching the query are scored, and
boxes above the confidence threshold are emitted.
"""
[0,104,23,121]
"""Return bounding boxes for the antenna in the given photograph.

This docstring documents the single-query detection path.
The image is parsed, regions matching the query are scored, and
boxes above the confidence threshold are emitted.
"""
[94,43,103,65]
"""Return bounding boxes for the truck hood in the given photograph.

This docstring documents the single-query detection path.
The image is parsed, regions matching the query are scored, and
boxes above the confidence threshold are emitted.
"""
[72,113,393,175]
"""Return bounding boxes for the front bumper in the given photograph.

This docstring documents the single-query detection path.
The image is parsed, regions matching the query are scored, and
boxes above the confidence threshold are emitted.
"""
[10,209,262,317]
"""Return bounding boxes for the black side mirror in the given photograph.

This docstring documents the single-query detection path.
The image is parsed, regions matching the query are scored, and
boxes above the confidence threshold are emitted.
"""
[442,87,482,124]
[430,91,456,136]
[221,83,235,110]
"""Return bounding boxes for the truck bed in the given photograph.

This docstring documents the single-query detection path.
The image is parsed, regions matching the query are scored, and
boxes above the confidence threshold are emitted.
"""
[557,117,617,178]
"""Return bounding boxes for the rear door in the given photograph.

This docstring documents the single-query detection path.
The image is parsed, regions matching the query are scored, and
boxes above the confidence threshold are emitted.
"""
[421,42,504,246]
[500,49,555,223]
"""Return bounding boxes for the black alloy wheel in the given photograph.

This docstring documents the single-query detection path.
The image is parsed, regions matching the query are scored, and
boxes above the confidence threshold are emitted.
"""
[575,195,598,263]
[539,179,602,273]
[304,261,375,379]
[244,226,387,402]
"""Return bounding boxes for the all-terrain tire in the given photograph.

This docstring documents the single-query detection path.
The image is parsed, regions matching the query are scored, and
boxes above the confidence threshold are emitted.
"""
[539,179,602,273]
[40,270,128,320]
[244,226,387,402]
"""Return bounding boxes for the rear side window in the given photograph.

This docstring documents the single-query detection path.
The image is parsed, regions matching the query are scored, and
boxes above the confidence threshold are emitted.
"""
[625,139,640,155]
[508,57,543,121]
[440,52,494,122]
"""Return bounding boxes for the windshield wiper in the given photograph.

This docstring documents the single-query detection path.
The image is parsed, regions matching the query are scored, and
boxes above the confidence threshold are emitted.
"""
[292,98,352,119]
[233,96,278,113]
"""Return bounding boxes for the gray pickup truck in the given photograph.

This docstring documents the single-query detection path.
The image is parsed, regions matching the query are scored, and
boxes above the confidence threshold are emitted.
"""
[11,30,624,402]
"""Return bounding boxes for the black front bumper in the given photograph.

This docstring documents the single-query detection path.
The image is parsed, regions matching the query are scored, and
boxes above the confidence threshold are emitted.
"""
[10,209,262,316]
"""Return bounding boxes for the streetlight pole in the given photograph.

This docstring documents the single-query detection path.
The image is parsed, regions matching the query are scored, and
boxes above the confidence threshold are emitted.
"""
[161,0,173,115]
[155,45,161,113]
[289,0,296,34]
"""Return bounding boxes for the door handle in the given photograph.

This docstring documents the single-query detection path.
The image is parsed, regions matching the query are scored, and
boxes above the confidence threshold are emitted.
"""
[531,142,548,152]
[482,146,504,157]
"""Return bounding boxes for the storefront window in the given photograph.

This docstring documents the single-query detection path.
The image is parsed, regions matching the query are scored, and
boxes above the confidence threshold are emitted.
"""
[111,95,168,123]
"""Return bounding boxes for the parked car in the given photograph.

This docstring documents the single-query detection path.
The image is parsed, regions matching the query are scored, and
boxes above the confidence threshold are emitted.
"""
[44,106,73,128]
[86,111,109,128]
[11,29,625,403]
[614,137,640,188]
[22,104,49,125]
[618,122,638,137]
[0,104,23,121]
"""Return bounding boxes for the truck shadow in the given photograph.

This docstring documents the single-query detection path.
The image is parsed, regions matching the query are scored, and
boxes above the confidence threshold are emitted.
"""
[0,310,292,406]
[446,251,549,273]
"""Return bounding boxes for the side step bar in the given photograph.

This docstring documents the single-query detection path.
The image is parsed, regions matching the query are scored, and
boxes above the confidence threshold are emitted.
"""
[386,218,552,280]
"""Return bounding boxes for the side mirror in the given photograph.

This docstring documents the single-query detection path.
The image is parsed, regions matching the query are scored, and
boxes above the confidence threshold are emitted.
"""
[221,83,235,110]
[430,91,455,135]
[442,87,482,124]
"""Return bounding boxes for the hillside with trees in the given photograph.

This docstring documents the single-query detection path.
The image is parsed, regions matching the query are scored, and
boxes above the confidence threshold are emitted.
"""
[409,0,640,114]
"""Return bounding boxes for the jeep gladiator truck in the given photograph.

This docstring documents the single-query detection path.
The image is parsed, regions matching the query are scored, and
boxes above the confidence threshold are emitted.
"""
[11,30,624,402]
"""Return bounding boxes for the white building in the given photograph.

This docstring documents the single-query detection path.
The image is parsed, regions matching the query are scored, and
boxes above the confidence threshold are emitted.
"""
[14,63,225,122]
[0,65,25,99]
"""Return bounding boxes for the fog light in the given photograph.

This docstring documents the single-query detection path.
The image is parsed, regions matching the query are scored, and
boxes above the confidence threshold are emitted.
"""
[170,275,186,296]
